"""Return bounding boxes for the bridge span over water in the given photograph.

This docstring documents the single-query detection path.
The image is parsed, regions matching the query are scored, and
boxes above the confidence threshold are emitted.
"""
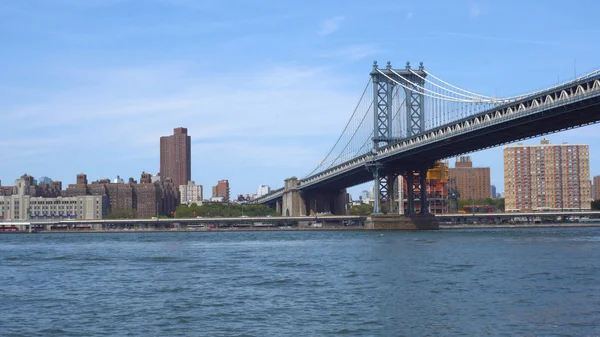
[254,61,600,218]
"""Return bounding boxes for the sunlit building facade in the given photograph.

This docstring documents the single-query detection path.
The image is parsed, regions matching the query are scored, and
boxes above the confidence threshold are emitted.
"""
[504,139,591,212]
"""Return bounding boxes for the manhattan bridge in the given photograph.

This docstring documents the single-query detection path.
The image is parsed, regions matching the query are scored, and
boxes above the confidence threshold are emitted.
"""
[254,61,600,218]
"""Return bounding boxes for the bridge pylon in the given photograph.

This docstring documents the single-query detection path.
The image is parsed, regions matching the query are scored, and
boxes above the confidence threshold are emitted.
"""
[370,61,426,213]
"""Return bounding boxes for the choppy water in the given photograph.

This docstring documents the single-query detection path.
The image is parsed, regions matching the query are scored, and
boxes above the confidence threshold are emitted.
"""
[1,228,600,336]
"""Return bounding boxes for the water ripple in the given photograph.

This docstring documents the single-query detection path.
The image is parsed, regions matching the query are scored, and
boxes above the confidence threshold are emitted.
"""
[1,228,600,336]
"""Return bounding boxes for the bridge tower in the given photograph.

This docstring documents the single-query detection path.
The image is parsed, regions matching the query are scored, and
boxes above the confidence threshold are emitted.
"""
[369,61,428,214]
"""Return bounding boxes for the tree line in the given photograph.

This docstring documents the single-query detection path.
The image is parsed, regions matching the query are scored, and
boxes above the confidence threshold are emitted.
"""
[173,203,278,218]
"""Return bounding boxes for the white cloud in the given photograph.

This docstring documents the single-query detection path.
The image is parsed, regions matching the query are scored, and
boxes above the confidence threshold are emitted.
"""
[469,2,483,17]
[439,31,558,46]
[1,62,363,191]
[318,16,345,35]
[318,44,382,62]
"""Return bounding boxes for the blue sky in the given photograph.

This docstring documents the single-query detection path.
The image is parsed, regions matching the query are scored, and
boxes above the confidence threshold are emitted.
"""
[1,0,599,197]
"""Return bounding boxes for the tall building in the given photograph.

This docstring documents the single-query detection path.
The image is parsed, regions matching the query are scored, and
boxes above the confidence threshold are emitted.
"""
[212,180,230,202]
[491,185,497,199]
[448,156,491,202]
[160,127,191,190]
[180,181,203,205]
[593,175,600,201]
[256,185,271,197]
[504,139,591,212]
[38,176,53,184]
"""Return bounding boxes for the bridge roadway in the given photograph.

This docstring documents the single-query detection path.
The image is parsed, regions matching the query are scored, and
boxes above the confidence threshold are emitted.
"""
[0,215,367,231]
[256,72,600,204]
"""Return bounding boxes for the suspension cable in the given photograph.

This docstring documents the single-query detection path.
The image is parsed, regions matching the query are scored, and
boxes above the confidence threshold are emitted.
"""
[312,78,371,170]
[379,69,482,103]
[422,70,494,99]
[409,69,492,100]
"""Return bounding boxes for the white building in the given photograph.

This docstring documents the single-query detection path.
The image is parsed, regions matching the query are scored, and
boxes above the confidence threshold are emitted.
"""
[113,175,125,184]
[257,184,271,197]
[0,178,105,221]
[180,181,203,205]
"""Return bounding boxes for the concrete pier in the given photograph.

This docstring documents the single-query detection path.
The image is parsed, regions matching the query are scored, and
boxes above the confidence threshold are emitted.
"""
[364,214,439,230]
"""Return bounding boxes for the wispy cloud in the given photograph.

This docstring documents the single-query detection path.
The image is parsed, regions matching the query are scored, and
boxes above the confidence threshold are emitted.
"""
[439,31,559,46]
[318,44,382,62]
[2,62,360,188]
[469,2,483,17]
[318,16,344,35]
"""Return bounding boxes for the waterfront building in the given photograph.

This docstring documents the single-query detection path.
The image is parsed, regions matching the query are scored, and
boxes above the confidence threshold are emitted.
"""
[593,175,600,201]
[105,183,134,212]
[160,127,191,190]
[504,139,591,212]
[0,177,105,220]
[448,156,491,202]
[180,181,203,205]
[133,183,159,219]
[212,180,230,202]
[256,185,271,198]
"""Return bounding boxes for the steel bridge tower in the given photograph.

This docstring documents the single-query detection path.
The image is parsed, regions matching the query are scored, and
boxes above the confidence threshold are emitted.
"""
[369,61,430,215]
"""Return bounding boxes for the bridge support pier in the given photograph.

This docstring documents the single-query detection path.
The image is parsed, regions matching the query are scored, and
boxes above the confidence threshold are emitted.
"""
[402,165,431,215]
[282,177,347,216]
[282,177,306,217]
[306,189,347,215]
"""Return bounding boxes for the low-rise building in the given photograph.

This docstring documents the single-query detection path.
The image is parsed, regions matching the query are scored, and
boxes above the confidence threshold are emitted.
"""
[0,178,106,220]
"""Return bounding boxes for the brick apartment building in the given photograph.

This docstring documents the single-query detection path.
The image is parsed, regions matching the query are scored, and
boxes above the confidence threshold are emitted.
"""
[504,139,591,211]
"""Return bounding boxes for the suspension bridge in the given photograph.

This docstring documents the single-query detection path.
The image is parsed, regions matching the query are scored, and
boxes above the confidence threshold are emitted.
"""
[255,61,600,219]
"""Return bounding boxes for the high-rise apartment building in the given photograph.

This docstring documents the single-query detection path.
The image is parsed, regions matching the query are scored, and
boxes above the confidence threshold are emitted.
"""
[212,180,230,202]
[504,139,591,212]
[180,181,203,205]
[160,127,191,190]
[593,175,600,201]
[448,156,491,201]
[256,185,271,198]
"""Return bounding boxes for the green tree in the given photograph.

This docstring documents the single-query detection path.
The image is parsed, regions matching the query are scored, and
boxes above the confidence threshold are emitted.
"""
[174,203,278,218]
[106,208,137,219]
[349,203,373,215]
[591,199,600,210]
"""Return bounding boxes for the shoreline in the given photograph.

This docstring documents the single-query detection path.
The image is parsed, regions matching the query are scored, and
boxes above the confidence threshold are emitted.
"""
[2,223,600,234]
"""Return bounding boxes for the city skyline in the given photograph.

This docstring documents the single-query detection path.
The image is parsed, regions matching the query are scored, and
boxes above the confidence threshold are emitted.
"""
[2,1,600,197]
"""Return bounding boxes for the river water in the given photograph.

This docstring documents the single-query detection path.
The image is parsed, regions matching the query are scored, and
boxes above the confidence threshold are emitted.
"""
[1,228,599,336]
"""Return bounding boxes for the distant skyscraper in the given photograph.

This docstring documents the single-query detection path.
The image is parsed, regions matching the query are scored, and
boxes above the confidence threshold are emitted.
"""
[38,176,53,184]
[160,127,191,190]
[593,175,600,201]
[256,185,271,197]
[212,180,230,202]
[504,139,591,211]
[490,185,497,199]
[360,190,369,201]
[448,156,491,202]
